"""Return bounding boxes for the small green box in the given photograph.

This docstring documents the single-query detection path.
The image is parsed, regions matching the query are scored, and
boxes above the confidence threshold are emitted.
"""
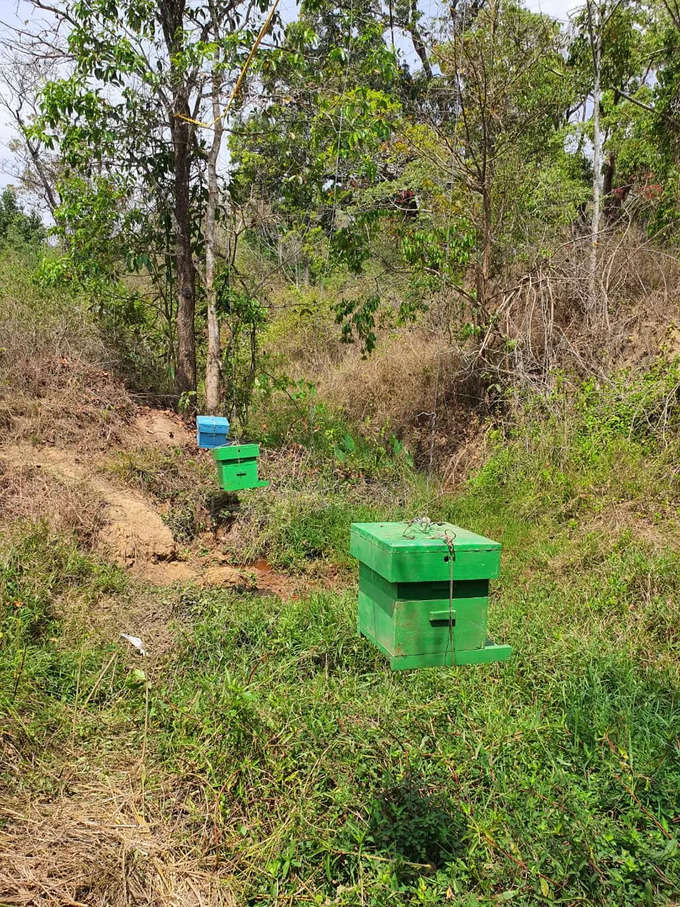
[211,443,268,492]
[350,521,512,670]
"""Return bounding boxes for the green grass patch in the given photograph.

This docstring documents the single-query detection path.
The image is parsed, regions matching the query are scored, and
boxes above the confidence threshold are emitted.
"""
[0,524,145,794]
[4,362,680,903]
[152,573,679,904]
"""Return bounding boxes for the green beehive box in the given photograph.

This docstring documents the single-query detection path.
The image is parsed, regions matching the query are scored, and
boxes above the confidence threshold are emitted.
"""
[211,443,269,492]
[350,521,512,670]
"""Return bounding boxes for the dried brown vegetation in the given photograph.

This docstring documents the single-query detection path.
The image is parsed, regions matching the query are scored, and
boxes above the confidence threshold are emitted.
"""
[0,772,237,906]
[298,230,680,477]
[0,459,105,545]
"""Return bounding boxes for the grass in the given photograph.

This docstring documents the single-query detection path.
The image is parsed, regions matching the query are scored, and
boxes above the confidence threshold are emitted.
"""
[2,362,680,904]
[0,525,134,795]
[154,583,679,904]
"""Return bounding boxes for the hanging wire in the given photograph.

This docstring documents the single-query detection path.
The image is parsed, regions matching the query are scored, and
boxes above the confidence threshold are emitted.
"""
[402,518,457,663]
[174,0,282,130]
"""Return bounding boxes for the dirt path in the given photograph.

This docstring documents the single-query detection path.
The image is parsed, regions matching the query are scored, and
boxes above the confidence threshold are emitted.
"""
[0,411,275,907]
[1,443,178,565]
[0,423,303,599]
[129,407,194,449]
[139,555,304,599]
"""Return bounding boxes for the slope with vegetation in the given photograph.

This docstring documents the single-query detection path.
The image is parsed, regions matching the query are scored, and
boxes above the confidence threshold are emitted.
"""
[0,0,680,903]
[1,235,680,904]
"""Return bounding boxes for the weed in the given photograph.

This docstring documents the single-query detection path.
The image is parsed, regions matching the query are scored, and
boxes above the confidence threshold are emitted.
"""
[0,525,134,795]
[4,362,680,905]
[151,580,680,905]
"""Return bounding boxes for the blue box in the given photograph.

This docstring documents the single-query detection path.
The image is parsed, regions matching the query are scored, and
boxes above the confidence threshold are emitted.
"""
[196,415,230,449]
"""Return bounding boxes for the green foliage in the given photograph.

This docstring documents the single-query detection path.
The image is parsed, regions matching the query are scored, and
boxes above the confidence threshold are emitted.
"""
[152,569,679,903]
[4,361,680,903]
[252,494,376,568]
[146,362,680,902]
[248,378,414,472]
[460,359,680,535]
[0,189,44,247]
[38,176,127,292]
[333,293,380,353]
[215,279,269,426]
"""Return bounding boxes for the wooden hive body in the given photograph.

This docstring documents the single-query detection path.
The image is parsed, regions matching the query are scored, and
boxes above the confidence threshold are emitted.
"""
[350,521,512,669]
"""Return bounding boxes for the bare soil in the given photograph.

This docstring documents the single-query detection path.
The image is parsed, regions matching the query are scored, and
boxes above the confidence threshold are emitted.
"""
[0,408,300,906]
[0,410,308,599]
[1,443,178,566]
[129,407,194,450]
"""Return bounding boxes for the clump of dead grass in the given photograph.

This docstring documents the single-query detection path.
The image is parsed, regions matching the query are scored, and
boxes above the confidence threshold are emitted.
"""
[318,330,488,475]
[0,461,105,546]
[0,355,137,452]
[0,778,237,907]
[0,250,137,451]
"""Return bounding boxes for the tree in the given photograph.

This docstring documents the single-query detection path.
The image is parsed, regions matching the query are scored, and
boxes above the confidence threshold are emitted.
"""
[586,0,606,321]
[0,55,62,216]
[231,1,400,248]
[0,188,44,245]
[204,1,227,413]
[231,0,587,367]
[405,1,582,324]
[22,0,279,403]
[570,0,648,321]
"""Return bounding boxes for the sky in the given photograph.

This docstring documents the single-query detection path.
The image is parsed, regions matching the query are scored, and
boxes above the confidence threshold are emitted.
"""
[0,0,578,195]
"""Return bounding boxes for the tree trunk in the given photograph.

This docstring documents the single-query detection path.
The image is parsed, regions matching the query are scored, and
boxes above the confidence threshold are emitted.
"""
[588,3,604,322]
[476,185,492,318]
[204,66,225,413]
[172,108,197,398]
[602,151,614,199]
[160,0,196,400]
[603,151,620,222]
[16,112,59,215]
[408,19,433,80]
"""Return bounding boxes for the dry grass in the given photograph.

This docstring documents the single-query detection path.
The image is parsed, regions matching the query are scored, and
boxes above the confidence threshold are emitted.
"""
[0,774,237,907]
[490,228,680,391]
[268,226,680,479]
[0,461,105,546]
[318,330,488,475]
[0,356,136,453]
[0,251,137,452]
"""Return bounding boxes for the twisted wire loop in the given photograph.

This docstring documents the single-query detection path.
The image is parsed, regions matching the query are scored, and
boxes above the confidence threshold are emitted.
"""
[402,517,456,555]
[402,516,443,539]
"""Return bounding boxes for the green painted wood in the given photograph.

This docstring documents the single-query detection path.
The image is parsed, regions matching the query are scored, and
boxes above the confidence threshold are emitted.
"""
[393,599,456,656]
[212,443,260,462]
[211,442,268,491]
[429,608,456,622]
[352,522,511,670]
[216,462,269,492]
[350,521,501,582]
[390,651,455,669]
[455,641,513,665]
[218,460,258,485]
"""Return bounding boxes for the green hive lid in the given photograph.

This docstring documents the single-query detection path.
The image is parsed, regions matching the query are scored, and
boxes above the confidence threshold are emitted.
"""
[212,443,260,462]
[350,520,501,583]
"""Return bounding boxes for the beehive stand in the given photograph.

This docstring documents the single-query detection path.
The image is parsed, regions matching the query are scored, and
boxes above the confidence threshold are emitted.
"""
[350,521,512,670]
[212,443,268,492]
